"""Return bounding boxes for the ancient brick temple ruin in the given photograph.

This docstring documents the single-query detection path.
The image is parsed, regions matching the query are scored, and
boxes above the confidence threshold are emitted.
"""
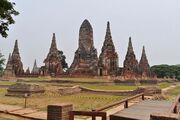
[31,59,40,74]
[3,53,16,78]
[43,33,64,76]
[10,40,24,76]
[3,19,155,79]
[25,67,30,74]
[68,19,98,76]
[122,37,139,79]
[98,22,119,76]
[138,46,152,78]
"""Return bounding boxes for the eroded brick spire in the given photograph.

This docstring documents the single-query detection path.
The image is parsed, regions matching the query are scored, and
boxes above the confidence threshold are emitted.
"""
[31,59,39,74]
[11,40,24,75]
[122,37,139,79]
[98,21,118,76]
[139,46,151,78]
[79,19,94,52]
[69,19,98,76]
[13,40,19,55]
[43,33,63,76]
[127,37,134,54]
[50,33,58,52]
[102,21,115,52]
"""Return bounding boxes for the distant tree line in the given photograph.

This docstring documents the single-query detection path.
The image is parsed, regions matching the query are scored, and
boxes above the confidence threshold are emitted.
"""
[151,64,180,81]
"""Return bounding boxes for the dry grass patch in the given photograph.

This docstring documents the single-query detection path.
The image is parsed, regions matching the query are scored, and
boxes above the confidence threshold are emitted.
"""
[0,87,124,111]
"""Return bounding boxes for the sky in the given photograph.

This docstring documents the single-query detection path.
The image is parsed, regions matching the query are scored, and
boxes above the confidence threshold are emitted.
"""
[0,0,180,70]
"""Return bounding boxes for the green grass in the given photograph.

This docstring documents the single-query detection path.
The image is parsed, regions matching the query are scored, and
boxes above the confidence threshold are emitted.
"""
[0,88,7,95]
[42,82,172,91]
[167,86,180,96]
[77,83,172,91]
[54,77,111,83]
[79,84,138,90]
[18,77,111,83]
[0,81,15,85]
[157,83,171,89]
[139,82,172,89]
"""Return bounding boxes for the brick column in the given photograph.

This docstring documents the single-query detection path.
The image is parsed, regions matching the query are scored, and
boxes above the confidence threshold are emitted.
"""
[47,103,73,120]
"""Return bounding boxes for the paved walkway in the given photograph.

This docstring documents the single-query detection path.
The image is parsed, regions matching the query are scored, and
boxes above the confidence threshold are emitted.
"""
[0,104,46,120]
[111,100,172,120]
[75,98,142,120]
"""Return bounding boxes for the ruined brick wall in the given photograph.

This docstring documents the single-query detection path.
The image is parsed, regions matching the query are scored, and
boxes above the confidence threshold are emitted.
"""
[59,86,81,95]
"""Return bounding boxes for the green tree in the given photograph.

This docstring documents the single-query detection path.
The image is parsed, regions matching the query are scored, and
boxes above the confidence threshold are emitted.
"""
[0,0,19,38]
[151,64,180,81]
[58,50,68,70]
[0,52,5,76]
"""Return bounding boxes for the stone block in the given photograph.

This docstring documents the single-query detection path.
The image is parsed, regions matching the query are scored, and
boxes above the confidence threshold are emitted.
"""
[47,103,73,120]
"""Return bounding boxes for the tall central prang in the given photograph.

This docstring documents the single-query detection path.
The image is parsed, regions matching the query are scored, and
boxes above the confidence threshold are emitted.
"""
[69,19,98,76]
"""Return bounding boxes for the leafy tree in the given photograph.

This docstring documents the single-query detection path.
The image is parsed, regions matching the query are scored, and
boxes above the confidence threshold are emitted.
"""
[151,64,180,81]
[0,0,19,38]
[58,50,68,70]
[0,52,5,76]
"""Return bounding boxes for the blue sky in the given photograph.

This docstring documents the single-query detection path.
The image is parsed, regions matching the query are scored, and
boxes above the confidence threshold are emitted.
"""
[0,0,180,70]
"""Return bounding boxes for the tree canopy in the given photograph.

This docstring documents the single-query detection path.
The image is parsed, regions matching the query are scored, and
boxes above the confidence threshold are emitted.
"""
[151,64,180,80]
[0,0,19,38]
[58,50,68,70]
[0,52,5,76]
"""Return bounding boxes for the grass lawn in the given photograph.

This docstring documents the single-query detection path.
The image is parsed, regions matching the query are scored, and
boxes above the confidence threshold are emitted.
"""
[19,77,111,83]
[79,84,138,91]
[0,88,7,95]
[76,82,172,91]
[57,78,111,82]
[0,88,124,111]
[0,81,15,85]
[167,86,180,97]
[157,83,171,89]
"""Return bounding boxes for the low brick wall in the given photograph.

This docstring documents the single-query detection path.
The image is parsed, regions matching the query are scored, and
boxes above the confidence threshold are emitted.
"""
[80,86,135,96]
[80,86,161,96]
[47,103,73,120]
[59,86,81,95]
[5,83,45,97]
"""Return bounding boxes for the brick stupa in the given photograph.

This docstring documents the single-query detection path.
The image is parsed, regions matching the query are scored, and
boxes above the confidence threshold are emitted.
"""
[98,22,119,76]
[3,53,16,79]
[11,40,24,75]
[139,46,152,78]
[68,19,98,76]
[43,33,63,76]
[31,59,39,74]
[122,37,139,79]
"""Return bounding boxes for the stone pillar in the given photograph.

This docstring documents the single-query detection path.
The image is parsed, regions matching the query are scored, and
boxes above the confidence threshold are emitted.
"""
[47,103,73,120]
